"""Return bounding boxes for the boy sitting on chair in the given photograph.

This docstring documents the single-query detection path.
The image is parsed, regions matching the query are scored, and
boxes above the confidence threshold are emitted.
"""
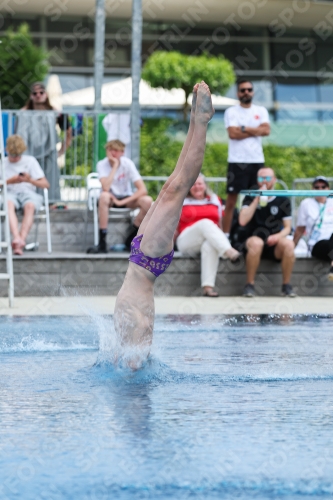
[88,139,152,254]
[3,135,49,255]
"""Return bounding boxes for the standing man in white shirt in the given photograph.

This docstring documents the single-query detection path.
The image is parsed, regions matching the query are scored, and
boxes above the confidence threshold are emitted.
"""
[223,80,270,235]
[87,139,153,253]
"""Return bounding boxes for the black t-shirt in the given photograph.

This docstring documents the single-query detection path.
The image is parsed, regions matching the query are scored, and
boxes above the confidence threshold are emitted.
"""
[242,195,292,241]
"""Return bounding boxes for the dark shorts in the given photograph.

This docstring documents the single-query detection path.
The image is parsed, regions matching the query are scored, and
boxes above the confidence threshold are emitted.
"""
[261,244,281,262]
[311,235,333,262]
[110,193,131,208]
[227,162,264,194]
[244,242,281,262]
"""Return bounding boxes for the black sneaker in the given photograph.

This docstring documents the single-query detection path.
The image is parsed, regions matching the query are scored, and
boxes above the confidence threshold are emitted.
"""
[86,241,108,254]
[328,266,333,282]
[124,225,139,251]
[243,283,255,298]
[281,284,296,297]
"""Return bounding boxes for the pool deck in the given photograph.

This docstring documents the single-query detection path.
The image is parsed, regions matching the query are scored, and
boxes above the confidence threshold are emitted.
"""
[0,295,332,315]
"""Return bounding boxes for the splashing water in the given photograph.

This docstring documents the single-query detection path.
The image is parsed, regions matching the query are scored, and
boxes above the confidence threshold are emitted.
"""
[91,307,152,371]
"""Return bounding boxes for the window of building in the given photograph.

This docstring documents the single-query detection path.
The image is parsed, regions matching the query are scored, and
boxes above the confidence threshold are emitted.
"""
[271,43,315,72]
[2,15,39,31]
[315,44,333,73]
[47,38,90,67]
[276,109,319,121]
[275,82,319,121]
[46,18,90,33]
[319,84,333,102]
[276,83,318,102]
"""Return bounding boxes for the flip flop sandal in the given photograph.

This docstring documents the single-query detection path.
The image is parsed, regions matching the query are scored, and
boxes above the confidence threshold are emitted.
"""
[203,289,219,297]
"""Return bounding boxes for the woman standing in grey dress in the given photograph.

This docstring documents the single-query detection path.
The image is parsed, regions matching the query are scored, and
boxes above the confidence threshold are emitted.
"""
[16,82,72,202]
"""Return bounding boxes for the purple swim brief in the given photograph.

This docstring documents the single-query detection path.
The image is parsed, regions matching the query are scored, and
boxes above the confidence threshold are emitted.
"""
[128,234,174,278]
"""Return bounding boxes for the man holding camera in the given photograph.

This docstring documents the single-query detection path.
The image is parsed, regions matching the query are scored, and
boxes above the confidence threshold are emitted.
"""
[3,135,49,255]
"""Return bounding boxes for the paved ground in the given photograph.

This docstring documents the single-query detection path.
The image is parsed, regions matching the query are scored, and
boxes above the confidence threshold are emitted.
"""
[0,296,332,315]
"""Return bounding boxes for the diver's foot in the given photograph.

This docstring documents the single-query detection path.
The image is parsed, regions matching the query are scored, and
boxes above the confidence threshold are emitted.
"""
[195,81,215,123]
[190,83,200,123]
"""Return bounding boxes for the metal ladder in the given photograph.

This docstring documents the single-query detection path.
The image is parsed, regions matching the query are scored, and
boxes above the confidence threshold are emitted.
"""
[0,101,14,307]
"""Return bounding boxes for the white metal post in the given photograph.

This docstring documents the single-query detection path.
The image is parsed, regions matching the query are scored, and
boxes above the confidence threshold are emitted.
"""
[44,188,52,254]
[93,0,105,168]
[131,0,142,169]
[0,99,14,307]
[93,194,99,246]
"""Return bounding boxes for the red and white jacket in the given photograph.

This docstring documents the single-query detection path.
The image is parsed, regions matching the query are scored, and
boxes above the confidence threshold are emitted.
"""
[177,194,223,235]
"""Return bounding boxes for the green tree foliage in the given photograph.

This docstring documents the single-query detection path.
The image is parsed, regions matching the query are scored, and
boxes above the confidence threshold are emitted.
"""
[0,24,49,109]
[140,118,333,198]
[142,51,235,118]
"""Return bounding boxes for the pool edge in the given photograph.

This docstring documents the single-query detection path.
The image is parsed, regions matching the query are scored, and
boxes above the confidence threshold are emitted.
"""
[0,296,332,316]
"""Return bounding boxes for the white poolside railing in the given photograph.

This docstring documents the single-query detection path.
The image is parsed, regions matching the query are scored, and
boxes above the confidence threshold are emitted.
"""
[3,109,305,208]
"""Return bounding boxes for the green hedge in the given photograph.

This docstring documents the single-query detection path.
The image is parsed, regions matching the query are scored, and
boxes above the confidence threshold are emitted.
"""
[140,118,333,189]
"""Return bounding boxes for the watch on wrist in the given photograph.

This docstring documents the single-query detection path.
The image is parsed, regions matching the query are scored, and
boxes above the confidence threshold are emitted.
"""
[241,125,246,133]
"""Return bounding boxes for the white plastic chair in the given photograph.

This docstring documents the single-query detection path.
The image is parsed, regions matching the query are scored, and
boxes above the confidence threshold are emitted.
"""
[0,188,52,254]
[84,172,134,247]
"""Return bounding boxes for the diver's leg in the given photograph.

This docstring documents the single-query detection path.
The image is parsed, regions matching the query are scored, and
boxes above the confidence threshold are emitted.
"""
[141,82,214,258]
[139,83,200,234]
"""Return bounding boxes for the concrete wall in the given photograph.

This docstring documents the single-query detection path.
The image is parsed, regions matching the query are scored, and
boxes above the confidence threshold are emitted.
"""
[10,209,132,253]
[0,253,332,298]
[1,210,332,298]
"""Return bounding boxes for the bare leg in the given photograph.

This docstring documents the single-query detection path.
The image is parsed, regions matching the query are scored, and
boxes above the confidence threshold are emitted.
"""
[139,83,200,235]
[222,193,238,234]
[20,202,35,242]
[129,195,153,227]
[245,236,264,284]
[8,201,25,255]
[113,82,214,368]
[141,82,215,257]
[8,201,20,240]
[98,192,111,229]
[274,238,295,284]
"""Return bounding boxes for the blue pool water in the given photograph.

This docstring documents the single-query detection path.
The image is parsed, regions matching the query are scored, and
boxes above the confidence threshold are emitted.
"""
[1,314,333,499]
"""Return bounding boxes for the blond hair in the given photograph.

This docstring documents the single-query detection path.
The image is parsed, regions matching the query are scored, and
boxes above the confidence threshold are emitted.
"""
[6,135,27,156]
[105,139,125,151]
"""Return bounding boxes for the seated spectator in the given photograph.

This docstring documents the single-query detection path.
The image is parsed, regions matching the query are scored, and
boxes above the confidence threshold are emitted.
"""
[176,174,240,297]
[294,175,333,280]
[239,167,296,297]
[3,135,49,255]
[87,139,153,254]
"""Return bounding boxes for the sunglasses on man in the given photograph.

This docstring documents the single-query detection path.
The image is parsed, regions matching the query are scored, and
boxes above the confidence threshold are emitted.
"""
[32,91,45,96]
[257,176,272,182]
[239,88,253,93]
[313,184,328,189]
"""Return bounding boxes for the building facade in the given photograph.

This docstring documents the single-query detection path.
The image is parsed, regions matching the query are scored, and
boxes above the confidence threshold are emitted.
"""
[2,0,333,119]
